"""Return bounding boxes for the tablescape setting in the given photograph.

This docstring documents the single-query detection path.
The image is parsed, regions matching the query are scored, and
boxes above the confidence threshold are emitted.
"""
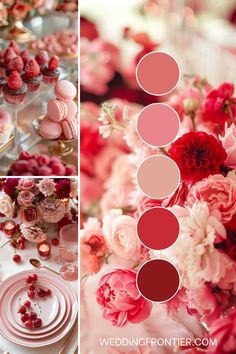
[0,177,78,354]
[0,7,78,176]
[80,1,236,353]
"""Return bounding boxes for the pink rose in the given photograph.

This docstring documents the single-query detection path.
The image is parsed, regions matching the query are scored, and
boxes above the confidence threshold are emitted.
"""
[208,308,236,353]
[37,198,65,223]
[18,205,39,226]
[17,191,35,206]
[103,214,140,261]
[96,269,152,327]
[38,178,56,197]
[186,174,236,223]
[20,224,47,243]
[80,229,108,275]
[17,178,37,192]
[0,192,14,217]
[220,124,236,168]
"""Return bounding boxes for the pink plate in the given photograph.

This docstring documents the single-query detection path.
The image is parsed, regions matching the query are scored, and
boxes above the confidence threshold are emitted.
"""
[0,270,77,347]
[5,277,67,335]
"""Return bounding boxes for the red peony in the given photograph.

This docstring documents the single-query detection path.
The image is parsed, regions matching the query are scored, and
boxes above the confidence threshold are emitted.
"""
[55,179,71,199]
[202,82,236,127]
[169,132,227,183]
[3,178,19,197]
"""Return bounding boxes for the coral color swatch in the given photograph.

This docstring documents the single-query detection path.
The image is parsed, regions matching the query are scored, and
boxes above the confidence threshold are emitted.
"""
[137,259,180,302]
[136,51,180,96]
[137,207,179,250]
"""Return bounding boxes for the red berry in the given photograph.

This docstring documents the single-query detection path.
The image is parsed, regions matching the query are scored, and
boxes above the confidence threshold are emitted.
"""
[24,59,40,78]
[51,238,59,246]
[18,243,25,250]
[18,305,26,314]
[25,320,33,328]
[29,312,37,321]
[21,313,29,323]
[28,284,35,291]
[27,291,35,299]
[35,50,49,66]
[4,47,16,63]
[13,254,21,263]
[20,50,30,64]
[45,289,51,296]
[8,56,24,72]
[8,71,23,90]
[26,275,33,284]
[31,274,38,282]
[48,55,59,71]
[17,236,25,244]
[9,40,21,55]
[24,301,31,308]
[34,318,42,328]
[37,288,46,298]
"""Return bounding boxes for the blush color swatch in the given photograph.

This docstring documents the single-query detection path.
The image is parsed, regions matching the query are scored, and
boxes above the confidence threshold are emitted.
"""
[137,103,180,147]
[137,207,180,250]
[137,155,180,199]
[137,259,180,302]
[136,51,180,96]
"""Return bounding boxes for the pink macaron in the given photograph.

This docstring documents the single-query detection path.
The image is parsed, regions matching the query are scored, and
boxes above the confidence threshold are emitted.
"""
[54,80,76,101]
[62,118,78,140]
[47,99,68,122]
[64,100,77,121]
[39,116,62,140]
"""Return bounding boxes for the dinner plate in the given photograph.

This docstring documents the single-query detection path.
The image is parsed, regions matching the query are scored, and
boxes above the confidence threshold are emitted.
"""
[4,278,67,335]
[0,270,77,347]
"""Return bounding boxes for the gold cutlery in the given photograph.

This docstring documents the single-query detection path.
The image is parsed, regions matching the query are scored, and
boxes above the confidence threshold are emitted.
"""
[29,259,60,275]
[58,321,78,354]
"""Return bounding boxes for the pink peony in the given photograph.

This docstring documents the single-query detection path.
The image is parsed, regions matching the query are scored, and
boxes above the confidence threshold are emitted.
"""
[220,123,236,168]
[37,198,66,223]
[17,178,37,192]
[186,174,236,224]
[80,228,108,275]
[38,178,56,197]
[18,205,39,226]
[17,191,35,206]
[20,224,47,243]
[102,214,140,261]
[0,192,14,217]
[208,308,236,353]
[96,268,152,326]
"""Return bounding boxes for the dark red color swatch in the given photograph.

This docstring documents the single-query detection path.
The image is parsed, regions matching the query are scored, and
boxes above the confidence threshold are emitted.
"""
[137,259,180,302]
[137,207,179,250]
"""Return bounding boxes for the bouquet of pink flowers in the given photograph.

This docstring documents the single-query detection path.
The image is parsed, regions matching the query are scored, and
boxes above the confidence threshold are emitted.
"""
[81,76,236,353]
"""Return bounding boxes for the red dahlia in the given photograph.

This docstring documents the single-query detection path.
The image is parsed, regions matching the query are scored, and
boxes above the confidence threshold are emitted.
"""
[169,131,227,183]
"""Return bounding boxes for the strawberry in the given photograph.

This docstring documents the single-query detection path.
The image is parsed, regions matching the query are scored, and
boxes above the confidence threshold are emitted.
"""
[20,50,30,64]
[35,50,49,66]
[9,40,21,55]
[8,71,23,90]
[4,47,16,64]
[48,55,59,71]
[24,59,40,78]
[8,56,24,72]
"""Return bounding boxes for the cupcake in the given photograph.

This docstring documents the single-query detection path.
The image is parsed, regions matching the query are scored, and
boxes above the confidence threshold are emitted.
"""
[42,55,60,84]
[3,71,27,104]
[22,59,42,92]
[0,77,6,96]
[0,109,12,144]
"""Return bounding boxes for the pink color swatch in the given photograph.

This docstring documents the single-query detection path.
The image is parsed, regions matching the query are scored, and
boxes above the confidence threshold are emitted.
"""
[137,259,180,302]
[136,51,180,96]
[137,207,180,250]
[137,155,180,199]
[137,103,180,147]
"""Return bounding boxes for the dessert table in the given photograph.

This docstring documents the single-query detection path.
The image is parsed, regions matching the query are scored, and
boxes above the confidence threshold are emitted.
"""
[0,218,78,354]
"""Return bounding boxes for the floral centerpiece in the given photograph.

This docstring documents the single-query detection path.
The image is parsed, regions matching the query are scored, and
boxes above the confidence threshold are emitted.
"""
[0,178,78,256]
[81,76,236,353]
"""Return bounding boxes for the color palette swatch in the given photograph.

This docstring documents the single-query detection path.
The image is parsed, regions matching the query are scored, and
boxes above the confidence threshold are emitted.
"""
[135,51,181,303]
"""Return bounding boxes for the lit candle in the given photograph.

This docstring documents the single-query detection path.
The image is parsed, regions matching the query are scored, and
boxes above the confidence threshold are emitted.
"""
[37,241,51,260]
[4,220,16,237]
[61,198,69,207]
